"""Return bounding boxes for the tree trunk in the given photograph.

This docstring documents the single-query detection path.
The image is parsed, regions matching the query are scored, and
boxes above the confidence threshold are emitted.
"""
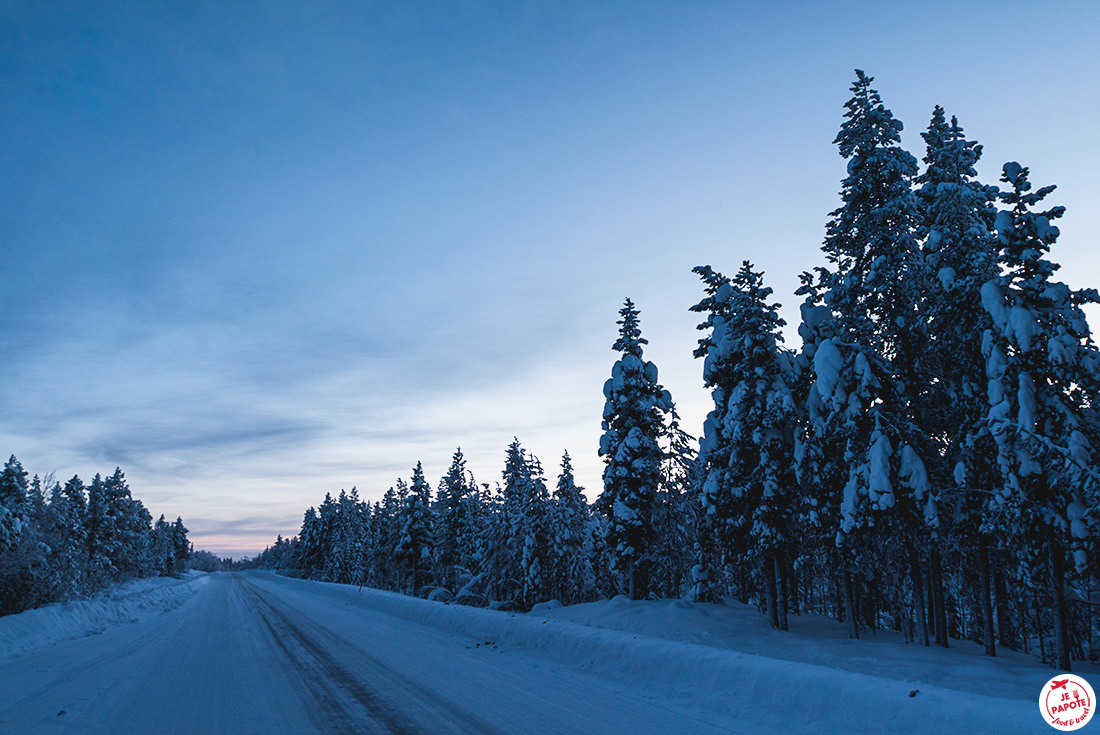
[930,547,948,647]
[1049,528,1071,671]
[909,544,929,646]
[1036,590,1046,664]
[786,552,800,616]
[736,563,750,605]
[842,558,859,640]
[776,550,789,631]
[992,556,1015,651]
[866,576,877,633]
[926,563,936,642]
[979,540,996,657]
[764,552,779,629]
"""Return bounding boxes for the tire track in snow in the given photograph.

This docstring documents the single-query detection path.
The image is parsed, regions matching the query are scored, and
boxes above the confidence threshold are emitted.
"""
[239,576,508,735]
[237,576,415,734]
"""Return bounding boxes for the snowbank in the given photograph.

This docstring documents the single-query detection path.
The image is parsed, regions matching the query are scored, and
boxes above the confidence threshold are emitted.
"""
[269,575,1053,734]
[0,572,210,659]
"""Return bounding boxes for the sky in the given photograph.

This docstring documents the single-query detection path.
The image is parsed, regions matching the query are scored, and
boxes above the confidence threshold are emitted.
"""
[3,1,1099,558]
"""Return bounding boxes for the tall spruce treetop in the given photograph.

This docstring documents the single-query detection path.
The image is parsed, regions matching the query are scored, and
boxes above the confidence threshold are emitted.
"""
[914,108,999,547]
[598,298,673,598]
[916,108,998,296]
[799,72,935,554]
[824,70,922,346]
[613,299,647,358]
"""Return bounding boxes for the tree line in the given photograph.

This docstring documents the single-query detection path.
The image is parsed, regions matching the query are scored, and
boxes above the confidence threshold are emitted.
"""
[0,456,196,615]
[117,70,1100,671]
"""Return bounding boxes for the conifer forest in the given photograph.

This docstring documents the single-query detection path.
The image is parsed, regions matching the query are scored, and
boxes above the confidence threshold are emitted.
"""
[6,71,1099,678]
[0,457,203,616]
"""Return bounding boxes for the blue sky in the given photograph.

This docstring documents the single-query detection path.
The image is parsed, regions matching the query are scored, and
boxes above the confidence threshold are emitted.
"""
[3,1,1098,557]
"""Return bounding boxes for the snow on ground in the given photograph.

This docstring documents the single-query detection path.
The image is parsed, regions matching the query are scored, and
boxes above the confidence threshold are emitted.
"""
[0,571,210,659]
[536,594,1085,704]
[281,576,1073,733]
[0,572,1081,733]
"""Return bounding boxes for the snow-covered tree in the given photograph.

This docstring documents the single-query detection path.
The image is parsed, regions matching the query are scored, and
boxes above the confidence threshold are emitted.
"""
[294,506,322,578]
[693,262,797,628]
[0,460,45,614]
[328,489,365,584]
[396,462,434,595]
[548,451,593,604]
[796,70,934,638]
[598,298,674,599]
[171,517,190,572]
[435,448,473,593]
[0,456,29,552]
[981,162,1100,670]
[485,439,530,605]
[649,409,697,600]
[485,439,552,609]
[102,469,153,580]
[0,460,183,613]
[46,476,87,596]
[915,107,1001,651]
[152,514,175,576]
[84,473,117,591]
[520,455,551,608]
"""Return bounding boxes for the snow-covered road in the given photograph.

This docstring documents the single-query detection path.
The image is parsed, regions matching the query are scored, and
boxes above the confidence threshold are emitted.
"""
[0,573,760,734]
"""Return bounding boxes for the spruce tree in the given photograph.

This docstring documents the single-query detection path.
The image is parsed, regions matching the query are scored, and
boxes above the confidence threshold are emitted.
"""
[797,70,932,638]
[981,162,1100,670]
[491,439,533,604]
[549,451,593,604]
[598,298,674,599]
[103,469,153,580]
[49,477,87,596]
[435,448,471,593]
[396,462,434,595]
[455,471,487,596]
[374,488,404,590]
[520,454,551,608]
[649,409,697,600]
[916,107,1000,651]
[328,489,365,584]
[171,517,190,572]
[153,514,174,576]
[84,473,116,591]
[693,262,797,628]
[0,456,29,552]
[295,507,322,578]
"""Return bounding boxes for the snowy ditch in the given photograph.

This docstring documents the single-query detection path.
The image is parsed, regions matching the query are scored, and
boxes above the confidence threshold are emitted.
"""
[0,571,210,659]
[299,578,1041,735]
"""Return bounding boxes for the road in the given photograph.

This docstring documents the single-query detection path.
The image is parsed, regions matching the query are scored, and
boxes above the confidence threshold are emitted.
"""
[0,572,755,734]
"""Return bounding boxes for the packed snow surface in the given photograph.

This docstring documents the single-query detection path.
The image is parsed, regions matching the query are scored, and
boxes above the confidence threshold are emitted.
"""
[0,571,1081,733]
[0,571,209,659]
